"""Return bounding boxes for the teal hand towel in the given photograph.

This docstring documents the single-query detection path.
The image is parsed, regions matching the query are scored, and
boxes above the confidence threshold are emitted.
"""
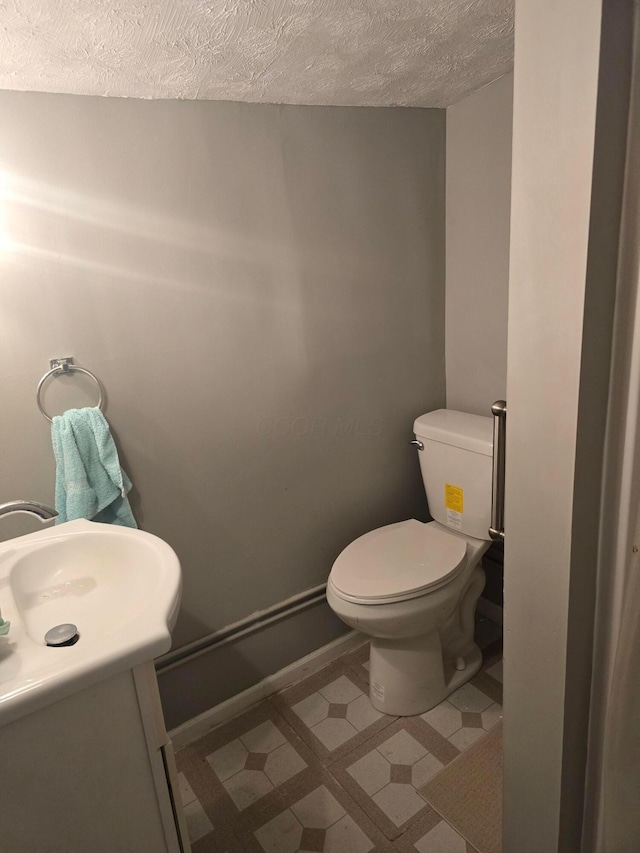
[51,407,137,528]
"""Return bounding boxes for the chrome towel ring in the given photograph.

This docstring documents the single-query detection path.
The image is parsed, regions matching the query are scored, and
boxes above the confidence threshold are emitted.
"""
[36,357,104,423]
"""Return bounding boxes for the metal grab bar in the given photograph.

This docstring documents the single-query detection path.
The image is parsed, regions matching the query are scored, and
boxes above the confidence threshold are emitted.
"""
[489,400,507,540]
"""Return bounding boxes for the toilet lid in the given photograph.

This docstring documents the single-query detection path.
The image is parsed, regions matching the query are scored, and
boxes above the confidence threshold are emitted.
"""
[330,520,467,604]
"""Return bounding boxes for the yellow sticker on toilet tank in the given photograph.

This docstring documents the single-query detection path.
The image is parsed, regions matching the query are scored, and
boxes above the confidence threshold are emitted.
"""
[445,484,464,513]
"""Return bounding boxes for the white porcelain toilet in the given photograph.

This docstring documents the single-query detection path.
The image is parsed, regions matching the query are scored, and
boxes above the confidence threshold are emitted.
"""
[327,409,494,717]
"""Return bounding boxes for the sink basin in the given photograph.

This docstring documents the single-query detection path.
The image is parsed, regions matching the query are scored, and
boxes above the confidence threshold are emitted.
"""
[0,519,181,725]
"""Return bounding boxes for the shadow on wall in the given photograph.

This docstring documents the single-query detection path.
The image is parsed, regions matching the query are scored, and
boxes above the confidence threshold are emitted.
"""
[0,96,445,677]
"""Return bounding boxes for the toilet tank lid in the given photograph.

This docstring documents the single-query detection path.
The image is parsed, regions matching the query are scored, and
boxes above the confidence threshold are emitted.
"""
[414,409,493,456]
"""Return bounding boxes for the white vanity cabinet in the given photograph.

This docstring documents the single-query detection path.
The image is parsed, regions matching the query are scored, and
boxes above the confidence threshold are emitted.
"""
[0,662,190,852]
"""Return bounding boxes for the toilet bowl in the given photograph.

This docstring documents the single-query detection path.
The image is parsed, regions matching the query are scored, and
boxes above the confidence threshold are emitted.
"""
[327,519,490,715]
[327,409,494,716]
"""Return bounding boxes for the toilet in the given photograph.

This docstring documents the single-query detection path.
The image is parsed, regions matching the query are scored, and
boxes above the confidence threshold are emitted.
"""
[327,409,494,717]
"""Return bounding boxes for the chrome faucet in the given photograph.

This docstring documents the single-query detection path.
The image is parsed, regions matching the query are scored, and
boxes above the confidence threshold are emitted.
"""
[0,501,58,522]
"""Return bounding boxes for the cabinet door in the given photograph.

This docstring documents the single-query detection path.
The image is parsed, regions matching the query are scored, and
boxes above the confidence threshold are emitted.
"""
[163,740,192,852]
[134,663,191,852]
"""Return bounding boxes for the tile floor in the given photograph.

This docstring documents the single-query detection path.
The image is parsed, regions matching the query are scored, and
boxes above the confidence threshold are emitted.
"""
[176,639,503,853]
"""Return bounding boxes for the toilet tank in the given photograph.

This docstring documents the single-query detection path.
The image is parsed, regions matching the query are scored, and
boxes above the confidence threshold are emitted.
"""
[414,409,493,541]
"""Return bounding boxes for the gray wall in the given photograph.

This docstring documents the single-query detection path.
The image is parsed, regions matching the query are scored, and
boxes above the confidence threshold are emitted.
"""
[445,73,513,416]
[0,92,446,724]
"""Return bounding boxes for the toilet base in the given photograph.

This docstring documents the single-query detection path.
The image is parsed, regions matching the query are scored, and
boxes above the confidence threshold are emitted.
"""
[368,634,483,716]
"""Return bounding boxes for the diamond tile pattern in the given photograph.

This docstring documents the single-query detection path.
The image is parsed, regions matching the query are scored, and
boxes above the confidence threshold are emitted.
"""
[176,646,501,852]
[339,725,446,836]
[421,686,503,757]
[273,662,392,763]
[291,684,377,750]
[205,719,308,811]
[390,763,413,784]
[253,784,376,853]
[414,817,471,852]
[245,752,268,772]
[300,826,326,851]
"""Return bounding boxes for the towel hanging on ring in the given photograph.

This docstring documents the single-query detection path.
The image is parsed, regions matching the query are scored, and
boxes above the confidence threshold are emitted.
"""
[51,407,137,528]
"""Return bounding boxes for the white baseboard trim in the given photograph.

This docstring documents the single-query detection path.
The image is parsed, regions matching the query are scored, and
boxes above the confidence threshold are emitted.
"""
[169,630,365,749]
[477,595,503,626]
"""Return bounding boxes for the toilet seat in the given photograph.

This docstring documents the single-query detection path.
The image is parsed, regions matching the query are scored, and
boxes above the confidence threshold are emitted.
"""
[329,520,467,605]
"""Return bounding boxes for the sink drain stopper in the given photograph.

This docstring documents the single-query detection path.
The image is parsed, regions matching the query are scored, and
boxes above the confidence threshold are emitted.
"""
[45,623,79,647]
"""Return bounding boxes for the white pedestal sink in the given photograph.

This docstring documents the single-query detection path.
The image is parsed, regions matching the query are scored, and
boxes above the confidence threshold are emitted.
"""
[0,519,190,852]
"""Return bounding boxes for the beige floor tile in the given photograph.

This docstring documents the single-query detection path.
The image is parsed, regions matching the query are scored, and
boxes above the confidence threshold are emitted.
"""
[318,675,363,704]
[249,777,385,853]
[183,799,214,843]
[377,729,428,765]
[449,683,494,713]
[481,703,503,730]
[263,741,307,787]
[347,749,391,796]
[346,693,384,731]
[330,716,458,840]
[372,781,426,827]
[486,659,503,683]
[290,784,346,828]
[223,768,274,811]
[449,726,486,752]
[177,771,197,807]
[311,716,359,750]
[414,818,469,853]
[411,753,444,788]
[253,809,302,853]
[207,738,249,782]
[291,692,329,728]
[324,814,375,853]
[421,701,463,738]
[177,641,503,851]
[272,658,395,766]
[240,720,287,754]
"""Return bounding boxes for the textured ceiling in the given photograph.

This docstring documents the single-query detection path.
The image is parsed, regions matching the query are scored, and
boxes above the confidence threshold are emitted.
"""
[0,0,514,107]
